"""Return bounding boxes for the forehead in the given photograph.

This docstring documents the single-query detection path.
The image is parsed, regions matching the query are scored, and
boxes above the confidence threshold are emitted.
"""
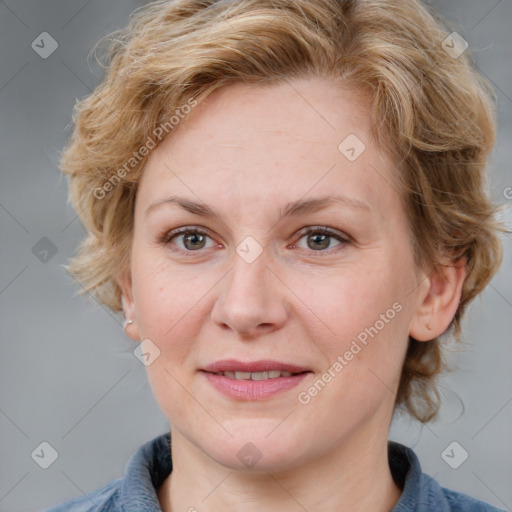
[136,78,398,216]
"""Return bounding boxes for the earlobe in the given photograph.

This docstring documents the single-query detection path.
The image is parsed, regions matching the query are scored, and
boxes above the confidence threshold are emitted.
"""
[117,269,141,341]
[409,258,466,342]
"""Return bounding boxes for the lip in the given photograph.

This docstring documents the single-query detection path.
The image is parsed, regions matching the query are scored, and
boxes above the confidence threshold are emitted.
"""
[202,359,310,374]
[200,359,312,401]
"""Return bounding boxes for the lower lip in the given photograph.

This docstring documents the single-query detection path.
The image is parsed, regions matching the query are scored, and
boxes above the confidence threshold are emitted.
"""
[201,371,310,400]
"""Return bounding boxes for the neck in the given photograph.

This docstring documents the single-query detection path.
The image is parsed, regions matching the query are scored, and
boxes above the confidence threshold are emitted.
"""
[158,422,402,512]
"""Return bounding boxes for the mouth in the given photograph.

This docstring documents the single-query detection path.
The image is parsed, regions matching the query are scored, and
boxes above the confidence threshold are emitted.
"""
[201,359,311,376]
[200,359,312,400]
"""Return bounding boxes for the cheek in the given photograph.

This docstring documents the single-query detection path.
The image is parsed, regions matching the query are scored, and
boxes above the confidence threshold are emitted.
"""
[296,261,411,397]
[134,262,210,418]
[297,261,407,343]
[132,254,210,340]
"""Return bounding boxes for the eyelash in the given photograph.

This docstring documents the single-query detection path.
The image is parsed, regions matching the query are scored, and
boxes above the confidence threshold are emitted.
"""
[157,226,351,256]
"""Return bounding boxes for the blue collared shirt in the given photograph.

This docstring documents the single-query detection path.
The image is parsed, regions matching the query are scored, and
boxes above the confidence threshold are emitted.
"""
[45,432,504,511]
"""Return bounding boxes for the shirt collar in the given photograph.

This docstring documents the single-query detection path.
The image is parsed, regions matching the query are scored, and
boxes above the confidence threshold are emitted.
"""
[121,432,172,511]
[388,440,425,511]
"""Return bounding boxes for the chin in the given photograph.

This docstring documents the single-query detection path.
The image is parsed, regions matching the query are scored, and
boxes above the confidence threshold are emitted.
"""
[198,423,308,472]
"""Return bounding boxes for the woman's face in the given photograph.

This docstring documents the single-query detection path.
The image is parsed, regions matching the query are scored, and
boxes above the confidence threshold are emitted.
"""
[124,78,429,471]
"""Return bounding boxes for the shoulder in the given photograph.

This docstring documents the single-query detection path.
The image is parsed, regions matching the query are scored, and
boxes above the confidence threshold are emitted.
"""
[44,478,122,511]
[440,485,506,512]
[44,432,172,512]
[389,441,505,512]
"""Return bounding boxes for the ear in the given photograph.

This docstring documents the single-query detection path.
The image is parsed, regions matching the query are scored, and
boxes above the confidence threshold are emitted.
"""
[117,268,141,341]
[409,257,466,342]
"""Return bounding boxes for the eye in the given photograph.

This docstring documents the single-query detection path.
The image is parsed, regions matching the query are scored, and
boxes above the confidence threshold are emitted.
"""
[157,226,350,255]
[159,227,217,252]
[292,227,350,253]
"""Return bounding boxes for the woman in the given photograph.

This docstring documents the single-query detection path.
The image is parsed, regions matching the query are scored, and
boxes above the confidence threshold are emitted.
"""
[46,0,505,510]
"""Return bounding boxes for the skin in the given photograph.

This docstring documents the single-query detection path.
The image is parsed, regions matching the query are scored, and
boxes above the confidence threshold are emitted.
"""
[119,77,466,512]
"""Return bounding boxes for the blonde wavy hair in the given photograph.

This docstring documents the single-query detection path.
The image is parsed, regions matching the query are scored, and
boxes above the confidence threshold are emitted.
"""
[61,0,503,422]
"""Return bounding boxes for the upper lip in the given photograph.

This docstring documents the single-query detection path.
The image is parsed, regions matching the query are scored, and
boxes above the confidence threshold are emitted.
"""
[202,359,311,374]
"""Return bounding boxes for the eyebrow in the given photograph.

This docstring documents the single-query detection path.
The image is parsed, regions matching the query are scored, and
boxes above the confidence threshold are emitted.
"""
[144,194,371,220]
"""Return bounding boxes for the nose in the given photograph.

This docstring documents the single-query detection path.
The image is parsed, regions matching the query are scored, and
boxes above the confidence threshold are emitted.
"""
[211,250,289,338]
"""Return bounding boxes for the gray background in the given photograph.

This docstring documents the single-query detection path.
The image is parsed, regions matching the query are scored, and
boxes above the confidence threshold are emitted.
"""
[0,1,511,511]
